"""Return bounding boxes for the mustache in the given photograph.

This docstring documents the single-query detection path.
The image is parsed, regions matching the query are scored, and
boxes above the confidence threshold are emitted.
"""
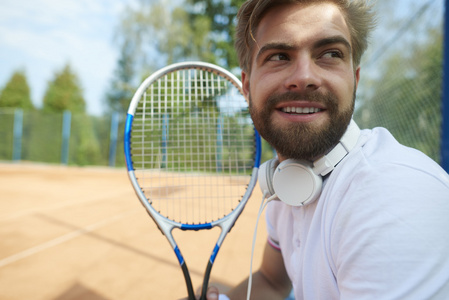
[265,91,336,108]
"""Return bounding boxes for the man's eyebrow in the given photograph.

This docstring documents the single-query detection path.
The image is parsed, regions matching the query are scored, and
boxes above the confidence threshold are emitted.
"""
[314,36,352,52]
[254,36,352,62]
[255,43,296,62]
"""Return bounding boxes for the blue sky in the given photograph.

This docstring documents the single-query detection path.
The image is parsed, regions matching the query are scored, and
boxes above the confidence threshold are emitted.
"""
[0,0,136,115]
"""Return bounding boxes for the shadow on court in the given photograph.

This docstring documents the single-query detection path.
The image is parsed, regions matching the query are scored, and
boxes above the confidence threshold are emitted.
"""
[54,283,109,300]
[0,162,266,299]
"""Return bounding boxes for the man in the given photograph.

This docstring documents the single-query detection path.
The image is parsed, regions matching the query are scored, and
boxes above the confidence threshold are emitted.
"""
[202,0,449,299]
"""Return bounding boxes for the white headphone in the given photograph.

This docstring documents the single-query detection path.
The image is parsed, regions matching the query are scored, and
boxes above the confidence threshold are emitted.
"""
[258,120,361,206]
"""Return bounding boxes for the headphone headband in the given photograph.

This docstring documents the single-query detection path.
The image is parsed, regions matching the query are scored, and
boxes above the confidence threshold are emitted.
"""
[259,120,361,206]
[313,119,360,176]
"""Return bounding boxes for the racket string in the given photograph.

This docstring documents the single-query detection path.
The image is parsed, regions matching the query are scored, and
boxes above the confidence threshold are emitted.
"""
[131,68,255,224]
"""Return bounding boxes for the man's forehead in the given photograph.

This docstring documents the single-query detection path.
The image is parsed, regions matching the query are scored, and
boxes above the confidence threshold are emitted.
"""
[254,2,351,48]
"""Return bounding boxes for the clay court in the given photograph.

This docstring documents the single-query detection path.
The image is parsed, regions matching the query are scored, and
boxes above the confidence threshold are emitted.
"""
[0,162,267,299]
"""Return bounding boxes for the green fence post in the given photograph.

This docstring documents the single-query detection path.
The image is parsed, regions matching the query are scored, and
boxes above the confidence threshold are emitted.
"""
[61,110,71,165]
[441,0,449,171]
[12,109,23,162]
[108,112,119,167]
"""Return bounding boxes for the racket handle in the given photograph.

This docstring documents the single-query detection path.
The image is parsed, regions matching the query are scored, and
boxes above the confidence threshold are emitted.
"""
[181,262,196,300]
[200,261,214,300]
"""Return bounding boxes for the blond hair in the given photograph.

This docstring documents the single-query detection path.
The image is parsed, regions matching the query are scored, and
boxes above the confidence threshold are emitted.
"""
[235,0,376,72]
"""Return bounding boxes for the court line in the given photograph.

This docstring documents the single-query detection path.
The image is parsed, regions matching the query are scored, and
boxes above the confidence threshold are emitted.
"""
[0,211,134,268]
[35,213,196,275]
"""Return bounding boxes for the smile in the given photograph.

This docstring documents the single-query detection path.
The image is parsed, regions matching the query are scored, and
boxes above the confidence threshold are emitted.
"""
[281,107,322,114]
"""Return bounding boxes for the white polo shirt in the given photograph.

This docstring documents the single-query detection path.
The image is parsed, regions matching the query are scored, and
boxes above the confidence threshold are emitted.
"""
[266,127,449,300]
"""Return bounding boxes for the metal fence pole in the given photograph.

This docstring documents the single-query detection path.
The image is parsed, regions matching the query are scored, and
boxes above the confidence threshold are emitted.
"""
[161,113,169,169]
[216,114,223,173]
[442,0,449,171]
[108,112,119,167]
[12,109,23,161]
[61,110,71,165]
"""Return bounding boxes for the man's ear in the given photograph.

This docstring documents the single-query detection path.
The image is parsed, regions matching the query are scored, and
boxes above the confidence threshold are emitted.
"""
[241,70,250,102]
[355,66,361,90]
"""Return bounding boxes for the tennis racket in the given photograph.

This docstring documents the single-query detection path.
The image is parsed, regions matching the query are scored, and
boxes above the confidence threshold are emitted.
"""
[124,62,262,299]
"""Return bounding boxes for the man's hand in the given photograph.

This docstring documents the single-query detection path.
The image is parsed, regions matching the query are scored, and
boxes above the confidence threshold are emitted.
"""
[204,286,220,300]
[180,241,290,300]
[178,285,224,300]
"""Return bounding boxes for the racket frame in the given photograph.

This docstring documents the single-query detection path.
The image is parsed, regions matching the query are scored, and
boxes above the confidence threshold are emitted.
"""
[124,61,262,300]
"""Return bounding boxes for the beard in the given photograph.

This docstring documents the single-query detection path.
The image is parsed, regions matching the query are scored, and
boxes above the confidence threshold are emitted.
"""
[249,89,355,161]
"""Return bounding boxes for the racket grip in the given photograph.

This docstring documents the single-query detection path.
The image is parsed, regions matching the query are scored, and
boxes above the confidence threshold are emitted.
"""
[199,261,214,300]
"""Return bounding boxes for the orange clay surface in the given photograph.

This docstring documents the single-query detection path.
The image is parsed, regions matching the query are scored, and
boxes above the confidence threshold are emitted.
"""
[0,162,267,300]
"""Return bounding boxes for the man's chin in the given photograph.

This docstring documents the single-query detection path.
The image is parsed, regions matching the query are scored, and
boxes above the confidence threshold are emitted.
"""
[271,116,330,136]
[263,117,350,161]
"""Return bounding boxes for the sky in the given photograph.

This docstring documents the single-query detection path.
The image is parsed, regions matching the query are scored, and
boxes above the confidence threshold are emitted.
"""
[0,0,136,116]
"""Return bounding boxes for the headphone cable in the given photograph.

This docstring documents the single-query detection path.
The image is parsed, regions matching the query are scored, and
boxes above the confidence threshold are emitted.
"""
[246,192,273,300]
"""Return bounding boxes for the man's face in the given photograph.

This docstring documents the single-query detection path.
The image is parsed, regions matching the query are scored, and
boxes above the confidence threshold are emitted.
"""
[242,2,360,162]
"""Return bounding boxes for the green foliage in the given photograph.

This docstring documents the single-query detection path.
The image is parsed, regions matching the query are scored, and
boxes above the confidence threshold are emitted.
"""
[0,111,15,160]
[106,40,137,114]
[116,1,211,67]
[21,110,63,163]
[112,0,246,74]
[0,70,34,110]
[42,64,86,113]
[355,28,442,162]
[69,114,103,166]
[0,109,124,167]
[261,139,276,164]
[161,6,213,63]
[187,0,246,69]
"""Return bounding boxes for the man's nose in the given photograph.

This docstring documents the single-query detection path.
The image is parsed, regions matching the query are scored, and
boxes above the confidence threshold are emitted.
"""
[284,57,321,92]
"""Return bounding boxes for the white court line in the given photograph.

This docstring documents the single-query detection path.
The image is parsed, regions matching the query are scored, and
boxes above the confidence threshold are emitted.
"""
[0,212,135,268]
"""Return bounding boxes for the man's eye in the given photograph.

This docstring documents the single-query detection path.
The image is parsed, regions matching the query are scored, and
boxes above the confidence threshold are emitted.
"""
[322,50,344,59]
[268,53,289,61]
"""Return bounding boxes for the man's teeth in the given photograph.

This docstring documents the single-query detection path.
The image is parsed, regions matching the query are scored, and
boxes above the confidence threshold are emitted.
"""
[281,107,321,114]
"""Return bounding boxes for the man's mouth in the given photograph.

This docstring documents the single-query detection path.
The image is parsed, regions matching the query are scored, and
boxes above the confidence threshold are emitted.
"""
[280,107,322,114]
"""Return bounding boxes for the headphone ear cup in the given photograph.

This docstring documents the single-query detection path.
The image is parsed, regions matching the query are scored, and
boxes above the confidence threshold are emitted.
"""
[258,158,279,197]
[272,159,322,206]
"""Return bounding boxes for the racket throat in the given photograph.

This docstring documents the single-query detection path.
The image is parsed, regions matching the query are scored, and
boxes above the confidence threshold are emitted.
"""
[200,260,214,300]
[180,262,196,300]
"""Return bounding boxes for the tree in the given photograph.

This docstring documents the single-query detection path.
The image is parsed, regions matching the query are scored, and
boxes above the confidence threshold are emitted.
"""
[188,0,246,69]
[0,70,34,110]
[42,64,86,113]
[106,39,137,114]
[106,0,216,114]
[127,0,248,69]
[113,0,228,74]
[354,0,443,163]
[355,27,442,162]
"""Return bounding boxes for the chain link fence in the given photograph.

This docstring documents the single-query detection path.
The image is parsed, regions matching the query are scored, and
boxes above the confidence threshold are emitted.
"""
[354,0,443,163]
[0,109,126,167]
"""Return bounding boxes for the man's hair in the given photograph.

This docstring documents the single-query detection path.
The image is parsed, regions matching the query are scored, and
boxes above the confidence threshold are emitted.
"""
[235,0,376,72]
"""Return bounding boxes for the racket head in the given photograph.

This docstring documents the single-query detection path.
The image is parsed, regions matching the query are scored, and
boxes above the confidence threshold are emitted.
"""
[124,62,262,229]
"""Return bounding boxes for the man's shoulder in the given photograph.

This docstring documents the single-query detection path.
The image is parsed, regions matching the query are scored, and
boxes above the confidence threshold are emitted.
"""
[350,127,448,185]
[359,127,431,164]
[326,127,449,203]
